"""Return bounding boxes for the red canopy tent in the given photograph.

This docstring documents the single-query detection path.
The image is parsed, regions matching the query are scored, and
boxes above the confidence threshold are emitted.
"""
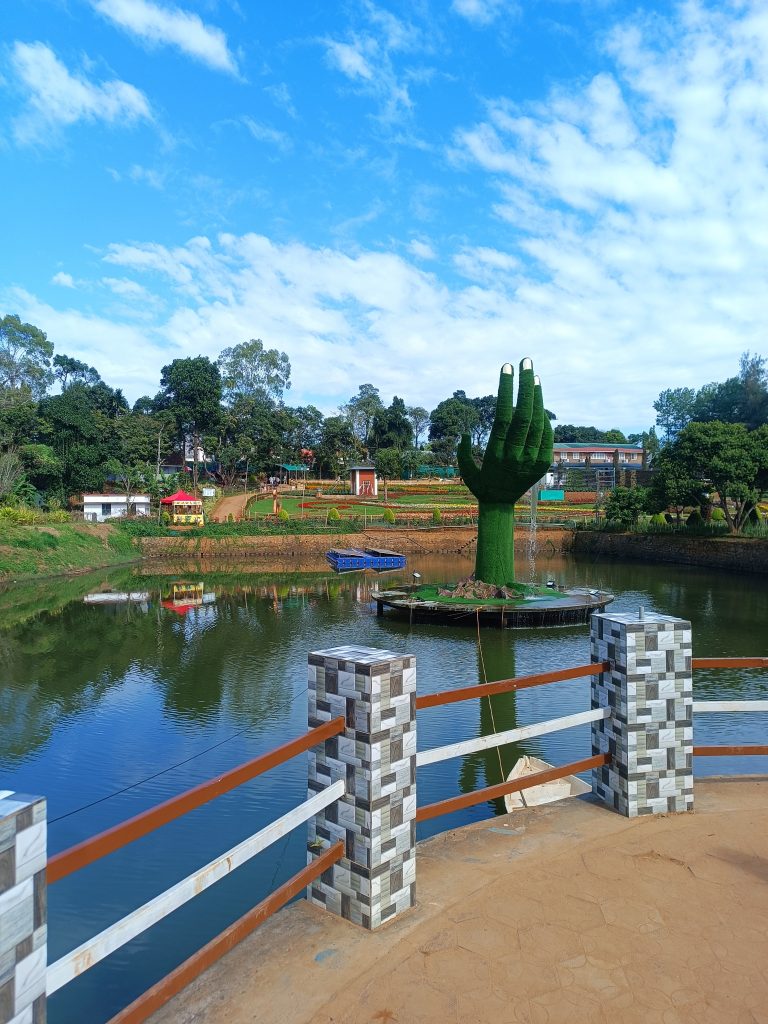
[160,490,200,504]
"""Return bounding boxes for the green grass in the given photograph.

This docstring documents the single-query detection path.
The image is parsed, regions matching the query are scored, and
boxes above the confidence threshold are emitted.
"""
[0,523,139,580]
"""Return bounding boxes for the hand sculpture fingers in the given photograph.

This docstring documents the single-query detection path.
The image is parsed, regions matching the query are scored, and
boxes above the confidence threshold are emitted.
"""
[538,395,554,464]
[487,363,514,461]
[505,358,535,457]
[457,432,480,493]
[523,375,546,459]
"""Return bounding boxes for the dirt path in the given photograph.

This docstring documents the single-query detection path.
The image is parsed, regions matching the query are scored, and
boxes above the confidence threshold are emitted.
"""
[209,493,252,522]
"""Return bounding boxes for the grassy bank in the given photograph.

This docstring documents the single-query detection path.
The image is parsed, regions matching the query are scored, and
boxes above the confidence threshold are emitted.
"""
[0,523,139,580]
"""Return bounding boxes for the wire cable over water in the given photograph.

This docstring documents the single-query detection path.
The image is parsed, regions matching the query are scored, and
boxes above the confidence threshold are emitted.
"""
[49,683,312,825]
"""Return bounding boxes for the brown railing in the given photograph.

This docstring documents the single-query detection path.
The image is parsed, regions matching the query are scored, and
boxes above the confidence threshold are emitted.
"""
[416,754,609,822]
[415,661,610,710]
[691,658,768,758]
[692,657,768,669]
[109,842,344,1024]
[694,745,768,756]
[48,716,345,884]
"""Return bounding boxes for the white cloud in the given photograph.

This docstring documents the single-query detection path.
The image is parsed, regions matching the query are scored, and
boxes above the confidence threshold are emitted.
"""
[241,117,291,152]
[101,276,154,299]
[321,5,428,124]
[52,272,76,288]
[454,246,519,281]
[324,40,374,81]
[452,0,512,27]
[92,0,239,75]
[265,82,297,119]
[7,4,767,432]
[408,239,436,260]
[129,164,166,189]
[8,42,151,144]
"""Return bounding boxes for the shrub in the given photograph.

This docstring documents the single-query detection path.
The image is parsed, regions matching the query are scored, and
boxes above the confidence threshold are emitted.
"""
[0,505,38,525]
[431,508,442,524]
[650,513,668,527]
[382,507,396,524]
[47,510,70,523]
[710,507,726,522]
[278,508,290,521]
[686,508,704,527]
[328,507,341,522]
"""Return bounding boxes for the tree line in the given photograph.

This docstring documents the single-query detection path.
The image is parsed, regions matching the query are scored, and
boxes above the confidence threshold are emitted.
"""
[2,312,766,529]
[0,314,518,505]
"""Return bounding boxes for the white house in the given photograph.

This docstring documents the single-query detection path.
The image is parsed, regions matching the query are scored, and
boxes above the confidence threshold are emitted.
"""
[83,494,151,523]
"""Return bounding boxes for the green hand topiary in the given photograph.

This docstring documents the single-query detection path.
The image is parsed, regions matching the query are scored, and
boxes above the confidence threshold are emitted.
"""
[457,359,554,587]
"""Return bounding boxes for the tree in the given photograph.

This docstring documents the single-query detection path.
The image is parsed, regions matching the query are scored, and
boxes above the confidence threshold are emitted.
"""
[104,458,148,510]
[0,315,54,398]
[53,354,101,389]
[646,446,702,522]
[553,424,627,443]
[406,406,429,449]
[217,339,290,405]
[470,395,496,448]
[429,392,478,464]
[653,388,697,443]
[18,444,62,496]
[38,383,120,496]
[342,385,384,447]
[370,396,413,452]
[374,447,402,498]
[114,409,176,478]
[283,405,325,460]
[604,487,650,528]
[0,450,24,503]
[666,421,768,532]
[316,416,357,478]
[157,357,222,491]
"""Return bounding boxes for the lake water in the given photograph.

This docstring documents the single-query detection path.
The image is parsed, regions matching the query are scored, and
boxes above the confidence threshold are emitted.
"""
[1,553,767,1023]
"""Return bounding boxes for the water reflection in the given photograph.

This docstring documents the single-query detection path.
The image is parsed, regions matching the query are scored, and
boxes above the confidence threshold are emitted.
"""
[457,629,537,816]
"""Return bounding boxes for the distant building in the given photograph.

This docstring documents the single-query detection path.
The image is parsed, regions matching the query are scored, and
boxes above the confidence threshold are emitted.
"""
[350,465,378,497]
[83,494,150,523]
[552,443,645,467]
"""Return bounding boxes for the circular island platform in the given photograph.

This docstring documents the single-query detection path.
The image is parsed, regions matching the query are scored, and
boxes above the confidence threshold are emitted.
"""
[372,583,614,628]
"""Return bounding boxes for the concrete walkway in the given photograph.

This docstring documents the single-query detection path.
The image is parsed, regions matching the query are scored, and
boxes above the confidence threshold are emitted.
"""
[151,778,768,1024]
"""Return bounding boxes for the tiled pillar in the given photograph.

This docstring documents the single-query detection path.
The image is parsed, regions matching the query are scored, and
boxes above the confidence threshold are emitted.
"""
[591,612,693,817]
[307,645,416,930]
[0,792,47,1024]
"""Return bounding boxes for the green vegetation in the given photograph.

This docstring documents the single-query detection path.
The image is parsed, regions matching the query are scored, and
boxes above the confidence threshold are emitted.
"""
[0,523,138,579]
[457,360,553,586]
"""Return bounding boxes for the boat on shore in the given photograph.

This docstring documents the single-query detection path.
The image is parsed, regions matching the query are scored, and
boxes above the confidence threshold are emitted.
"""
[504,755,592,812]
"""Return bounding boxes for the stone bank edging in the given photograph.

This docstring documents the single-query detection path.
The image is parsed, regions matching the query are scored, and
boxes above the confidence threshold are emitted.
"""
[138,526,573,562]
[574,531,768,574]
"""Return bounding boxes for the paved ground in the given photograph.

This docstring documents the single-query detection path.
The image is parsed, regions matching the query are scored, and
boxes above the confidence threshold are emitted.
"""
[151,778,768,1024]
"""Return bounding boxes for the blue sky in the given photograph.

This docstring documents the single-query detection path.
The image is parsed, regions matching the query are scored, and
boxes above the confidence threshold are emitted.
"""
[2,0,766,431]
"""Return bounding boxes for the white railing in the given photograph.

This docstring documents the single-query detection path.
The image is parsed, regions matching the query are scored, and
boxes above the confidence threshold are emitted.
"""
[416,707,609,767]
[47,779,345,995]
[693,701,768,713]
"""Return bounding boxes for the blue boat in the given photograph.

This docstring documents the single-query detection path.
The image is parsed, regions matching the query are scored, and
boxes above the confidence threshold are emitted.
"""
[326,547,407,572]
